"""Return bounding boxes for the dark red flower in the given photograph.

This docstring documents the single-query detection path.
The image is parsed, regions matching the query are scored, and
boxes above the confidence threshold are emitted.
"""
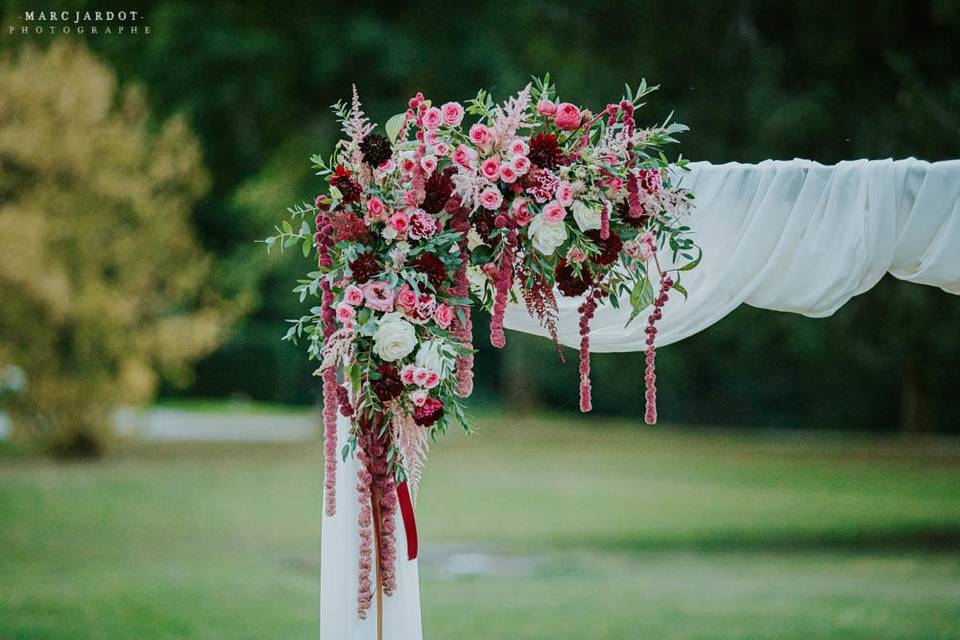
[422,167,455,214]
[328,210,369,243]
[330,165,362,204]
[586,230,622,266]
[349,252,381,284]
[359,134,392,167]
[527,133,565,169]
[413,397,444,427]
[371,364,404,402]
[555,259,593,297]
[413,252,447,291]
[473,208,497,243]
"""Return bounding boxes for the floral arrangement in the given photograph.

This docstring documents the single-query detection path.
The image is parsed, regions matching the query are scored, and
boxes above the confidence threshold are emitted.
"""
[266,76,699,619]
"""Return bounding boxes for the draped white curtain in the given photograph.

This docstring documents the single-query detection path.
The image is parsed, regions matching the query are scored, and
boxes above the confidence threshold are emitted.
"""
[321,158,960,639]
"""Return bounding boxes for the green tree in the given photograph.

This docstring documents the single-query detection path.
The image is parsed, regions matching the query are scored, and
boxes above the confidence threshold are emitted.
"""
[0,41,238,455]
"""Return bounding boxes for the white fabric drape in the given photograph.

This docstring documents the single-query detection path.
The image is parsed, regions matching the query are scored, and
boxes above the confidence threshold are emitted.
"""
[321,158,960,639]
[505,158,960,350]
[321,412,422,639]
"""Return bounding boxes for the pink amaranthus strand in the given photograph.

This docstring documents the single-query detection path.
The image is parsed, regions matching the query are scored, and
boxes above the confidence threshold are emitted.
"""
[489,227,517,349]
[316,214,339,517]
[578,291,600,412]
[643,272,673,424]
[355,438,374,618]
[377,470,399,595]
[600,200,611,240]
[447,199,475,396]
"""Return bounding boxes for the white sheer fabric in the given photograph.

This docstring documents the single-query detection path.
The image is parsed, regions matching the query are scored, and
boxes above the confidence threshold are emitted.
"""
[321,158,960,638]
[505,158,960,350]
[320,412,422,639]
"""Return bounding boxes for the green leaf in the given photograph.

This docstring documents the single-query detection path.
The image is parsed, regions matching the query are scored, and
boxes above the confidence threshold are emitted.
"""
[385,113,406,143]
[679,246,702,271]
[625,277,654,327]
[673,281,688,299]
[302,238,312,258]
[281,220,293,234]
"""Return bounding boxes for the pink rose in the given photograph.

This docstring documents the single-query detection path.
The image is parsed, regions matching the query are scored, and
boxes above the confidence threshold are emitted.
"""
[469,123,492,148]
[441,101,464,127]
[511,156,531,176]
[420,154,438,174]
[623,240,639,258]
[509,139,529,157]
[542,201,567,223]
[423,371,440,389]
[408,209,438,240]
[400,365,416,386]
[479,186,504,210]
[424,131,441,146]
[434,143,450,157]
[366,196,386,220]
[537,99,557,116]
[566,247,586,264]
[480,156,501,181]
[422,107,443,130]
[499,165,518,184]
[343,285,364,306]
[388,211,409,235]
[413,367,430,386]
[396,284,418,311]
[511,197,531,226]
[556,181,575,207]
[377,159,395,173]
[362,281,395,312]
[335,304,356,323]
[401,157,417,175]
[553,102,582,130]
[410,389,427,407]
[453,144,477,169]
[434,303,453,329]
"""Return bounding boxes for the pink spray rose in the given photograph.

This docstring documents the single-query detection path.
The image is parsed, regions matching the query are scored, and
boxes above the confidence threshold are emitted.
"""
[396,284,418,312]
[553,103,582,130]
[335,304,356,323]
[453,144,477,169]
[499,164,518,184]
[410,388,427,407]
[479,186,504,210]
[343,285,364,307]
[434,303,454,329]
[423,371,440,389]
[567,247,586,264]
[542,201,567,224]
[441,101,464,127]
[413,367,430,386]
[509,139,529,156]
[537,99,557,116]
[469,123,493,149]
[400,364,416,385]
[511,155,531,176]
[366,196,386,221]
[362,281,395,312]
[511,197,531,226]
[388,210,410,236]
[623,239,639,258]
[420,154,438,174]
[556,180,575,207]
[480,156,501,181]
[422,107,443,130]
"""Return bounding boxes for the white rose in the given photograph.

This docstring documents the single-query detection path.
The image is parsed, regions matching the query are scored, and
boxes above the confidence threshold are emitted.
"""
[415,339,451,376]
[528,213,568,255]
[372,312,417,362]
[571,199,602,232]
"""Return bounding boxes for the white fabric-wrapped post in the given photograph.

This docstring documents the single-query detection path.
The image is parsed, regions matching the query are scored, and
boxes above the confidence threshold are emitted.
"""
[321,158,960,639]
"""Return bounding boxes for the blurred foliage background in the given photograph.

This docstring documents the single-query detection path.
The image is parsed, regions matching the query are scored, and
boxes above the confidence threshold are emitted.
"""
[1,0,959,450]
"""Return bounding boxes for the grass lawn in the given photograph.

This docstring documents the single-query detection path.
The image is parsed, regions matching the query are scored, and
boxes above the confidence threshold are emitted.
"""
[1,410,959,639]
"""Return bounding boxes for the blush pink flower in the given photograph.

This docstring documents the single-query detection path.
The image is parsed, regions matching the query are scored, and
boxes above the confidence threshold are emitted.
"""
[410,389,427,406]
[567,247,586,264]
[479,186,504,210]
[343,285,364,306]
[423,371,440,389]
[499,164,518,184]
[480,156,501,181]
[537,99,557,116]
[420,155,438,174]
[509,139,529,156]
[424,131,441,146]
[556,181,575,207]
[413,367,430,386]
[553,102,582,130]
[388,211,409,235]
[469,123,492,149]
[396,284,418,311]
[511,155,531,176]
[366,196,386,220]
[400,364,416,385]
[453,144,477,169]
[623,239,639,258]
[422,107,443,130]
[335,304,356,323]
[434,142,450,157]
[415,295,437,323]
[441,101,464,127]
[511,197,531,226]
[361,281,395,312]
[639,232,656,259]
[434,303,453,329]
[542,201,567,223]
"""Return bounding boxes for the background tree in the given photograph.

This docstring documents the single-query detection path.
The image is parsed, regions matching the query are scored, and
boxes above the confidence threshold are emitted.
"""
[0,41,238,456]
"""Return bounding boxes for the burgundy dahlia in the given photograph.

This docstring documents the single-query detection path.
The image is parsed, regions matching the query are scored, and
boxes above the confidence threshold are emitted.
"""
[527,133,564,169]
[473,208,497,243]
[349,252,381,284]
[330,165,362,204]
[412,252,447,291]
[421,167,455,214]
[413,397,444,427]
[586,229,622,266]
[555,259,593,297]
[328,210,369,243]
[371,364,403,402]
[359,133,392,167]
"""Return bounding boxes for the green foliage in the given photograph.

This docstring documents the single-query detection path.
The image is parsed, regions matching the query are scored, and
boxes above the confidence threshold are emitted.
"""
[0,41,238,455]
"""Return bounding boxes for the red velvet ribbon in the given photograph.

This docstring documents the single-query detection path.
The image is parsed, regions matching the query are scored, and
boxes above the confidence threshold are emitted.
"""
[395,480,418,560]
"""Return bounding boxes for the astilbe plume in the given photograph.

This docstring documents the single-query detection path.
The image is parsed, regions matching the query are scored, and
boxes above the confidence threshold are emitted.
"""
[344,84,375,167]
[446,201,474,397]
[644,272,673,424]
[490,83,532,147]
[489,227,517,348]
[389,405,430,501]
